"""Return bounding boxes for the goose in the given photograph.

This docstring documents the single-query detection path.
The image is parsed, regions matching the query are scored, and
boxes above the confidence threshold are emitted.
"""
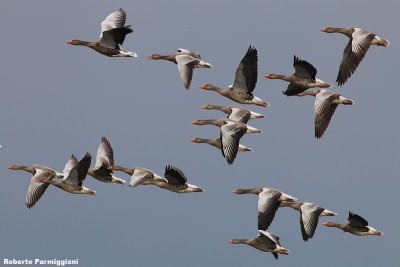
[296,89,354,139]
[320,26,390,86]
[201,104,264,124]
[37,153,96,195]
[147,48,212,89]
[191,137,252,152]
[199,46,269,107]
[323,212,383,236]
[87,137,126,184]
[264,55,330,96]
[233,187,297,230]
[111,165,202,193]
[8,164,63,208]
[281,201,337,241]
[192,118,261,134]
[67,9,137,57]
[229,230,289,259]
[192,118,258,164]
[108,165,165,188]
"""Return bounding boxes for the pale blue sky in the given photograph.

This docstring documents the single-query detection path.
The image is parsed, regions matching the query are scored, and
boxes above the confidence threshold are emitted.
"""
[0,1,399,266]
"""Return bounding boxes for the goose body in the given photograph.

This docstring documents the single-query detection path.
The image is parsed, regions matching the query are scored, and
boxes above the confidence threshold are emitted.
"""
[37,153,96,195]
[87,137,126,184]
[264,55,330,96]
[147,48,212,89]
[229,230,289,259]
[201,104,264,124]
[297,89,354,139]
[192,118,260,164]
[323,212,383,236]
[191,137,252,152]
[67,9,137,57]
[233,187,297,230]
[199,46,269,107]
[320,26,390,86]
[281,201,337,241]
[8,164,63,208]
[108,165,165,188]
[111,165,203,193]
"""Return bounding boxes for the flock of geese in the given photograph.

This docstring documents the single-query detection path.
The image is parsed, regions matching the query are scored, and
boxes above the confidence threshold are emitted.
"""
[9,8,389,260]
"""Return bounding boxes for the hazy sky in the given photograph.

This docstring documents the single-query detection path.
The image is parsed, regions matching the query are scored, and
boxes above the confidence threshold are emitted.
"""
[0,1,399,266]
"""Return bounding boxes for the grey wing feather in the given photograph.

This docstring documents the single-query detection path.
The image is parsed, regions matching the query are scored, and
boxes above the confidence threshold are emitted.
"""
[64,153,91,186]
[95,137,114,168]
[228,108,251,124]
[300,205,324,241]
[314,91,340,139]
[26,169,53,209]
[63,155,78,180]
[232,46,258,94]
[176,54,198,89]
[100,9,127,36]
[336,30,375,86]
[258,190,282,230]
[220,122,247,164]
[130,169,153,188]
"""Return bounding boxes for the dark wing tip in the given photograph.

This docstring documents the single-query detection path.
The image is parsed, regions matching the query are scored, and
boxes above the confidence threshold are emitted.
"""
[165,165,187,182]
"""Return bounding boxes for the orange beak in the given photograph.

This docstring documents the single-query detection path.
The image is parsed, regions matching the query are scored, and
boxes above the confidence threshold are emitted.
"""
[198,84,206,89]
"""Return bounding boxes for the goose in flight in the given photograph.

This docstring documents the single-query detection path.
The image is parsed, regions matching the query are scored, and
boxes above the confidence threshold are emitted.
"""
[199,46,269,107]
[87,137,126,184]
[320,26,389,86]
[264,55,330,96]
[229,230,289,259]
[8,164,63,208]
[323,211,383,236]
[67,9,137,57]
[297,89,354,139]
[147,48,212,89]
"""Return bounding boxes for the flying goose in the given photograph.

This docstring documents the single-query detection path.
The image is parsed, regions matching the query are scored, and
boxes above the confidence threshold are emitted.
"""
[8,164,63,208]
[201,104,264,124]
[281,201,337,241]
[191,137,252,152]
[297,89,354,139]
[264,55,330,96]
[323,211,383,236]
[229,230,289,259]
[147,48,212,89]
[320,26,390,86]
[192,118,259,164]
[67,9,137,57]
[37,153,96,195]
[111,165,203,193]
[108,165,165,188]
[233,187,297,230]
[87,137,126,184]
[199,46,269,107]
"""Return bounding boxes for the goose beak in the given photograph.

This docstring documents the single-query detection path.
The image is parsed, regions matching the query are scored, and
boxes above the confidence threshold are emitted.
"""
[192,120,199,125]
[66,40,73,44]
[198,84,206,89]
[264,74,272,78]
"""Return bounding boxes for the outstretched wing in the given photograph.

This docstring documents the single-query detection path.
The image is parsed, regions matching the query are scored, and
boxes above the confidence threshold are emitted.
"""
[232,46,258,94]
